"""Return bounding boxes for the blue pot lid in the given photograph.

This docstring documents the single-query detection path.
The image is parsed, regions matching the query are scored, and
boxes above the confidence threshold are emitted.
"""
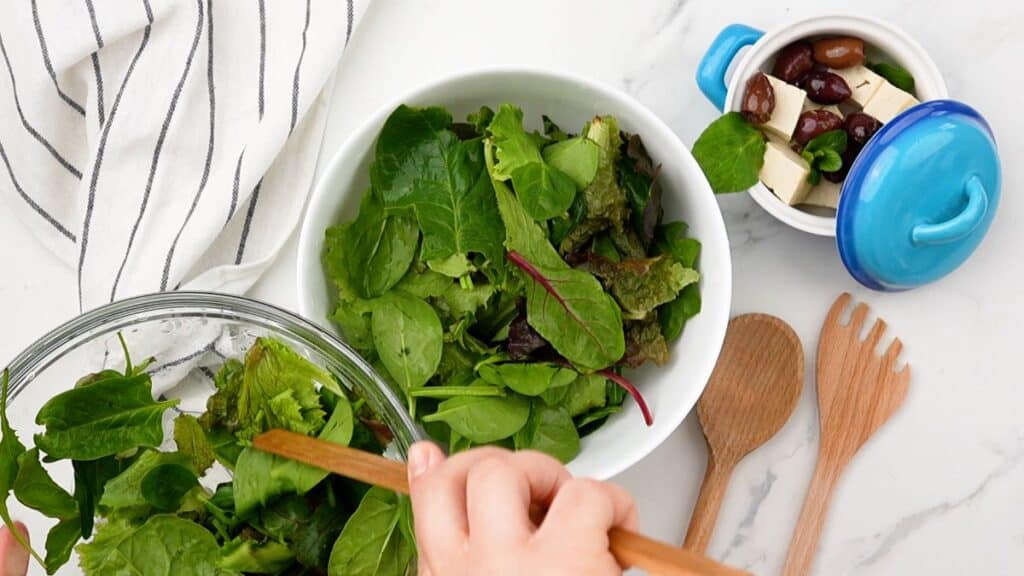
[837,100,1001,291]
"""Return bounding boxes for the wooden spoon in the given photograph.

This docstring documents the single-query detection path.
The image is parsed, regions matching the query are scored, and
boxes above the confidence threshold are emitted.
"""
[684,314,804,553]
[254,429,750,576]
[782,293,911,576]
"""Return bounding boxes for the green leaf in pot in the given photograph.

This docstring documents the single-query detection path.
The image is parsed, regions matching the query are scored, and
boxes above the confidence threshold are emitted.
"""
[692,112,766,194]
[868,61,916,94]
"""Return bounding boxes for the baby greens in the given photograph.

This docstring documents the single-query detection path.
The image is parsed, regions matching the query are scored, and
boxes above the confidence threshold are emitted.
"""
[0,338,413,576]
[801,129,848,185]
[323,103,703,464]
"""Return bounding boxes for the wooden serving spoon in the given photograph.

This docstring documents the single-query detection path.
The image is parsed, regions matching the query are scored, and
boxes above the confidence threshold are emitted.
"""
[782,294,910,576]
[684,314,804,553]
[254,429,750,576]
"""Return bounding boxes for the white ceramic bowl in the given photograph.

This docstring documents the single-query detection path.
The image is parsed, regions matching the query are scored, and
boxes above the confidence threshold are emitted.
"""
[297,68,731,479]
[698,15,948,236]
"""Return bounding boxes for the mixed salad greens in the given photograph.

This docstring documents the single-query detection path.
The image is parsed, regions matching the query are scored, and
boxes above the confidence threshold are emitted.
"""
[0,337,414,576]
[323,103,703,463]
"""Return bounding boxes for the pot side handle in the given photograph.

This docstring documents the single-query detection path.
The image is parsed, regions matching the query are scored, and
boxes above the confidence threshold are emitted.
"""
[696,24,764,111]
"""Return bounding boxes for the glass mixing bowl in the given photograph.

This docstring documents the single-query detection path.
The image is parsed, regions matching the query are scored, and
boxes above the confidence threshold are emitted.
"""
[3,291,423,575]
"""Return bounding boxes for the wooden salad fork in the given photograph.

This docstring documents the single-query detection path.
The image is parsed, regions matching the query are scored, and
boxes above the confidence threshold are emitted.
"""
[782,293,911,576]
[254,429,750,576]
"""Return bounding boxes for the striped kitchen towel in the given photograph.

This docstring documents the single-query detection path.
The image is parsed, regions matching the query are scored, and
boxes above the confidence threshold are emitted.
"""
[0,0,369,311]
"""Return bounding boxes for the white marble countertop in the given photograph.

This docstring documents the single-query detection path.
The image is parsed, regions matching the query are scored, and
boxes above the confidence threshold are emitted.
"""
[2,0,1022,574]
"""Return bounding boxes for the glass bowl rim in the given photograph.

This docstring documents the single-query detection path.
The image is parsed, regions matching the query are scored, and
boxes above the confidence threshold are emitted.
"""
[2,291,424,455]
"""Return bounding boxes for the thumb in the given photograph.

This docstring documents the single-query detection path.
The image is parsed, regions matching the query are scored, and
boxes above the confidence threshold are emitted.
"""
[0,523,30,576]
[406,441,445,486]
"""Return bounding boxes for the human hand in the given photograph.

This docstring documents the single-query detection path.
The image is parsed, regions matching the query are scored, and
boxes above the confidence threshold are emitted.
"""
[407,442,638,576]
[0,523,29,576]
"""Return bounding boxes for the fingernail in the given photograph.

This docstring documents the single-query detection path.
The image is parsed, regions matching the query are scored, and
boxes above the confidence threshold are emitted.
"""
[408,443,431,481]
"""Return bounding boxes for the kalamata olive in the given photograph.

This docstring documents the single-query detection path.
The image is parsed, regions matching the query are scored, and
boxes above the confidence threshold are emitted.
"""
[812,37,866,69]
[801,70,852,104]
[823,142,863,183]
[741,73,775,124]
[844,112,882,145]
[793,110,844,147]
[772,41,814,83]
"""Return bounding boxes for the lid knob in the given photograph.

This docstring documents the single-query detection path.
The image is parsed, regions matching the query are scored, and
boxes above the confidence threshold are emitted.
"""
[911,176,989,246]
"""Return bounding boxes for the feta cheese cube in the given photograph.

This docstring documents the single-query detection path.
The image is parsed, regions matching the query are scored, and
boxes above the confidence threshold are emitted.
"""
[760,140,812,205]
[831,66,885,107]
[801,180,842,209]
[863,81,920,123]
[802,101,844,119]
[762,74,806,141]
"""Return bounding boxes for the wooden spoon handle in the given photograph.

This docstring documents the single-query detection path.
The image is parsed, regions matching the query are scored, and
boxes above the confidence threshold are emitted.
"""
[684,455,736,553]
[254,430,750,576]
[782,457,841,576]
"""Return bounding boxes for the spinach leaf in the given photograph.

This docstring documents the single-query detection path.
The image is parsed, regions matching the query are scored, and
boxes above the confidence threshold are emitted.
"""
[800,130,847,185]
[580,254,699,320]
[513,405,580,463]
[558,115,629,252]
[622,318,671,368]
[477,363,576,396]
[173,414,215,474]
[219,538,295,574]
[660,283,702,342]
[372,105,505,275]
[73,456,129,538]
[324,189,419,299]
[868,61,916,93]
[509,161,577,220]
[489,104,576,220]
[12,448,77,518]
[44,516,80,574]
[371,292,443,393]
[422,394,530,443]
[141,464,198,511]
[78,515,223,576]
[543,136,600,190]
[563,374,609,417]
[692,112,766,193]
[100,450,194,514]
[327,487,414,576]
[33,372,178,460]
